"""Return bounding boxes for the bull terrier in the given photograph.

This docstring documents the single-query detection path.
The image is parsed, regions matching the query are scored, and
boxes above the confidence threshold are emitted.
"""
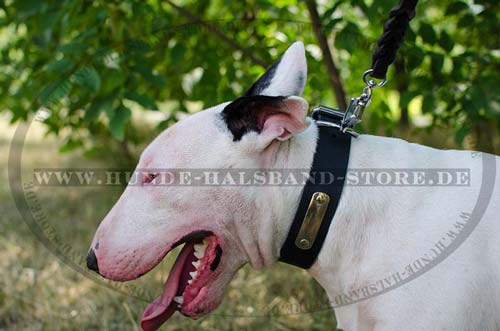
[87,41,500,331]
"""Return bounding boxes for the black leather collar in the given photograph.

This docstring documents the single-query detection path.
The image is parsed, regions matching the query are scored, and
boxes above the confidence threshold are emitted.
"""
[279,107,352,269]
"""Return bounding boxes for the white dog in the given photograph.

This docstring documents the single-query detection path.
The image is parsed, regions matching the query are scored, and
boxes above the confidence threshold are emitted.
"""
[88,42,500,331]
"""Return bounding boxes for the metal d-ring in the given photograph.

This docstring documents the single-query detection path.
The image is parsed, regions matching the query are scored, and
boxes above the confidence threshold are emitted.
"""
[362,69,387,88]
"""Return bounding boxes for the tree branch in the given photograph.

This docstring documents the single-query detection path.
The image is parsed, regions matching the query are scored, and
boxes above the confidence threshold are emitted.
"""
[305,0,348,111]
[164,0,267,67]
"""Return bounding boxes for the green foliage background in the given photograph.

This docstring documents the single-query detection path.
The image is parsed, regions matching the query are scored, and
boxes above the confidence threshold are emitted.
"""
[0,1,499,330]
[1,0,499,163]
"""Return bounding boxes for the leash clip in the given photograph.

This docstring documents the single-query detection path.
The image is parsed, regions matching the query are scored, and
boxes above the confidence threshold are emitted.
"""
[311,105,359,137]
[311,69,387,137]
[341,69,386,131]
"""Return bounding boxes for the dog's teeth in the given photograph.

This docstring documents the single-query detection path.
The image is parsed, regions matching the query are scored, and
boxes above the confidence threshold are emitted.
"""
[189,271,197,279]
[188,279,193,285]
[192,260,200,269]
[194,242,206,251]
[173,296,183,304]
[194,243,206,258]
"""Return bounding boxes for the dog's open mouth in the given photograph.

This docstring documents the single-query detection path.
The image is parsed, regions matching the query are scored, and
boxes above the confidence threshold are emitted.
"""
[141,231,223,331]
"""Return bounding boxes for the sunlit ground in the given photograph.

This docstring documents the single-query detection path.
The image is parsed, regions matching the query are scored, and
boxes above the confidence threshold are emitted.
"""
[0,116,337,331]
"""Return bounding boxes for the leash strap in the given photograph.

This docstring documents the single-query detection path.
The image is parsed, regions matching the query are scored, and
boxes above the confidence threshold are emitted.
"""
[370,0,419,79]
[279,121,351,269]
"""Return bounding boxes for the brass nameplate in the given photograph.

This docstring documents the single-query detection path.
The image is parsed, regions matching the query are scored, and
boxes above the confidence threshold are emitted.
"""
[295,192,331,250]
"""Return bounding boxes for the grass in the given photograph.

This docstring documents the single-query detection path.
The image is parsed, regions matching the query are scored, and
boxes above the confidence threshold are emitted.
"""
[0,117,337,331]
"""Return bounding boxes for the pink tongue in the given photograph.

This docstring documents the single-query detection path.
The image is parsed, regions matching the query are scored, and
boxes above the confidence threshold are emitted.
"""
[141,243,194,331]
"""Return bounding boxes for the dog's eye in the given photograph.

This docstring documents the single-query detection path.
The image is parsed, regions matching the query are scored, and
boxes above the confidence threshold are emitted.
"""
[143,173,159,185]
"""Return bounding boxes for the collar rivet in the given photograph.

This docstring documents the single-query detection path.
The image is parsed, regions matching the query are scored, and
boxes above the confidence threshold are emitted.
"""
[315,194,326,203]
[297,238,310,249]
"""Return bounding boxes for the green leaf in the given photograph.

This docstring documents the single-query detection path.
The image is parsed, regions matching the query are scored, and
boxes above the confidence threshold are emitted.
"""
[451,56,464,80]
[109,104,131,140]
[422,94,436,113]
[38,78,72,105]
[438,31,454,52]
[419,23,437,45]
[46,59,75,72]
[334,22,361,53]
[400,91,417,108]
[445,2,469,15]
[324,17,343,33]
[171,44,186,65]
[132,63,166,87]
[322,1,344,22]
[84,96,115,122]
[58,42,87,54]
[431,53,445,77]
[406,46,425,69]
[127,39,152,53]
[125,91,158,110]
[73,66,101,93]
[457,14,475,29]
[11,0,43,19]
[59,137,83,153]
[469,85,487,110]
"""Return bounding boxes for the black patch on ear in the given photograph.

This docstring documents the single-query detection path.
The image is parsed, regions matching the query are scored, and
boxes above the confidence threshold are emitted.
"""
[221,95,286,141]
[243,56,282,97]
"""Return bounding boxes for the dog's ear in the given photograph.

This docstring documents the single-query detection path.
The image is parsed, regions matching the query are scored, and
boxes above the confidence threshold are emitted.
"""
[222,95,308,145]
[244,41,307,97]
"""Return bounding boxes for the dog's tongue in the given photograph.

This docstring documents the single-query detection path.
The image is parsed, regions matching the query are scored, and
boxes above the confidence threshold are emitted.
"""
[141,242,194,331]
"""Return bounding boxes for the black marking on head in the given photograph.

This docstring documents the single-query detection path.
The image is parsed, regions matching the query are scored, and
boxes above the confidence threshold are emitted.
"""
[243,56,282,96]
[221,95,286,141]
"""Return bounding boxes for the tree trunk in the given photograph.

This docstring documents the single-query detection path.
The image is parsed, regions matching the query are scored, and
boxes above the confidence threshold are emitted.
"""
[473,121,496,154]
[305,0,348,111]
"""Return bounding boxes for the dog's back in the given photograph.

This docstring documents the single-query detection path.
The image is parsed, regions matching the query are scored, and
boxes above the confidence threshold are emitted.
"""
[317,135,500,331]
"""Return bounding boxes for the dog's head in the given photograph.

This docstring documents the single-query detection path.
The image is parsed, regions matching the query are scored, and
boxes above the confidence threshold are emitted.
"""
[88,42,310,331]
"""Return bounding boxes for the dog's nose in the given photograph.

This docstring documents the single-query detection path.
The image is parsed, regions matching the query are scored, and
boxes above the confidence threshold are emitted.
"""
[86,248,99,273]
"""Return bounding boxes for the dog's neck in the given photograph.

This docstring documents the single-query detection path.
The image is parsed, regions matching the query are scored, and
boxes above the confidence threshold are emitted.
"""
[253,119,317,267]
[254,120,392,290]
